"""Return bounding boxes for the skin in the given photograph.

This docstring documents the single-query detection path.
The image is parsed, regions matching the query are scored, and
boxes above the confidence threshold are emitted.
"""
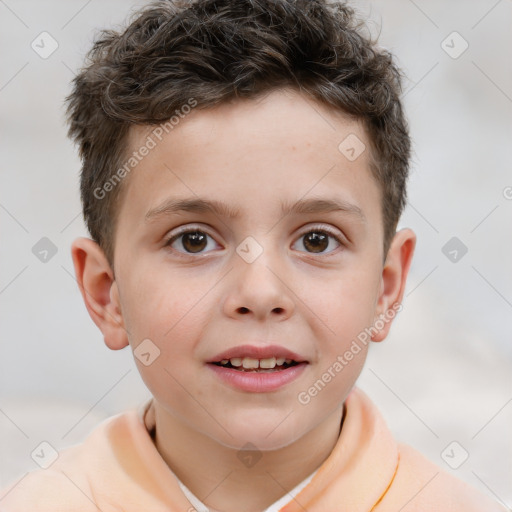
[72,88,415,512]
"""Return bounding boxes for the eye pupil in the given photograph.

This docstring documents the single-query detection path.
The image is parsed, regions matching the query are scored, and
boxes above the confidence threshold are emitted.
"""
[173,230,336,255]
[304,232,328,253]
[183,231,207,253]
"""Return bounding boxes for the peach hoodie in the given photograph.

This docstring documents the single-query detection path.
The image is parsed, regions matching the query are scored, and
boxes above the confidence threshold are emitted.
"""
[0,388,506,512]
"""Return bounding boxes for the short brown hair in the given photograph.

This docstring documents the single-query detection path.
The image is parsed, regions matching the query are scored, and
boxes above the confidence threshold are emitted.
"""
[66,0,410,268]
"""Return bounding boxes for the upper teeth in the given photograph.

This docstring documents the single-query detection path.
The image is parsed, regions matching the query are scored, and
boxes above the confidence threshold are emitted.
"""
[220,357,292,369]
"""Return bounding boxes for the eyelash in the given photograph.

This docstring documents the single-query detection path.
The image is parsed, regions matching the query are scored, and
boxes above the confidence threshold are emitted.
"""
[163,224,345,256]
[163,225,217,254]
[296,225,345,253]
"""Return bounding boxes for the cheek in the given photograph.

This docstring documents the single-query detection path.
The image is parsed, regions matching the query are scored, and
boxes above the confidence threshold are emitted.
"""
[125,292,211,415]
[122,268,209,342]
[308,267,380,343]
[122,271,218,387]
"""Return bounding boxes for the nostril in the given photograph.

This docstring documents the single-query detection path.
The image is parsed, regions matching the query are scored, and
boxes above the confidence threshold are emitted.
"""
[235,306,284,315]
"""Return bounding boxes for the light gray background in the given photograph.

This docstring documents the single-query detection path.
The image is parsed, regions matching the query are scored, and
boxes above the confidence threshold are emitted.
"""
[1,0,511,506]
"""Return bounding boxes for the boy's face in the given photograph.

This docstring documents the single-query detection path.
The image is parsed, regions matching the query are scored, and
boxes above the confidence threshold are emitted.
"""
[74,88,414,451]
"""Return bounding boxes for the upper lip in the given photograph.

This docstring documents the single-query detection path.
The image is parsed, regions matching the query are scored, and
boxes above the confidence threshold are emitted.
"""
[208,344,308,363]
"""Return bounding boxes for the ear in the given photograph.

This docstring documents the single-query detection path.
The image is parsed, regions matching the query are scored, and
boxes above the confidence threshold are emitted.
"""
[70,237,129,350]
[372,228,416,342]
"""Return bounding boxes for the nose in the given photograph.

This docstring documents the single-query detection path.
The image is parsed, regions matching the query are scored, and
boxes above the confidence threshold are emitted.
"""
[222,254,296,322]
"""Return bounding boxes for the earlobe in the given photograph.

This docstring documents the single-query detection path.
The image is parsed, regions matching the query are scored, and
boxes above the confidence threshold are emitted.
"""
[372,228,416,342]
[70,237,129,350]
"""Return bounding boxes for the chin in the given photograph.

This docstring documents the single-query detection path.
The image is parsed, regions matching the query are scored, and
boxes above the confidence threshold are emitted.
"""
[208,416,308,452]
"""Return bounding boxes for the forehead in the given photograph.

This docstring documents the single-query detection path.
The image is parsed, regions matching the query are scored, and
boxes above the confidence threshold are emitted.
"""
[117,88,380,229]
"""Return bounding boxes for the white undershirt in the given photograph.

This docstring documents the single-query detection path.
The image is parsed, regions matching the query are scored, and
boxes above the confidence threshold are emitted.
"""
[175,467,318,512]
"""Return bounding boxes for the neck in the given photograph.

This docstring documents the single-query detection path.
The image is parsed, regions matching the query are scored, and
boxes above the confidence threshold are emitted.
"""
[151,405,344,512]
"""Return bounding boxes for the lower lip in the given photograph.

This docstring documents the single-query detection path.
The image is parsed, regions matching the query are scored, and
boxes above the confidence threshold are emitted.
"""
[207,363,308,393]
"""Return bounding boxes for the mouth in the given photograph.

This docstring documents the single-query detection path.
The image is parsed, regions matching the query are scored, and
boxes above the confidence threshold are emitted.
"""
[207,344,308,373]
[211,357,300,373]
[207,347,309,392]
[206,344,309,392]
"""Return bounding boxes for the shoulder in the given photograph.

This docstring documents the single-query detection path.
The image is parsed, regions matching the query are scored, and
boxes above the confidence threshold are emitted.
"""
[343,389,506,512]
[0,467,98,512]
[0,409,139,512]
[377,442,507,512]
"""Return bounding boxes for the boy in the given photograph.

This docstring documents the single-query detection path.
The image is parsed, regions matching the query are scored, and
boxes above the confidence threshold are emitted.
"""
[0,0,506,510]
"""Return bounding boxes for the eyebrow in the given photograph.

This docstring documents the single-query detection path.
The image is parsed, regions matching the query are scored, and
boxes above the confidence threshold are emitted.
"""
[145,198,241,222]
[145,197,366,223]
[282,197,365,221]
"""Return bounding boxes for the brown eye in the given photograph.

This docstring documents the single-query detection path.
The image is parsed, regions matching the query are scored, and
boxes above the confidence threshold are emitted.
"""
[167,230,218,254]
[304,232,329,253]
[292,230,341,254]
[181,231,207,253]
